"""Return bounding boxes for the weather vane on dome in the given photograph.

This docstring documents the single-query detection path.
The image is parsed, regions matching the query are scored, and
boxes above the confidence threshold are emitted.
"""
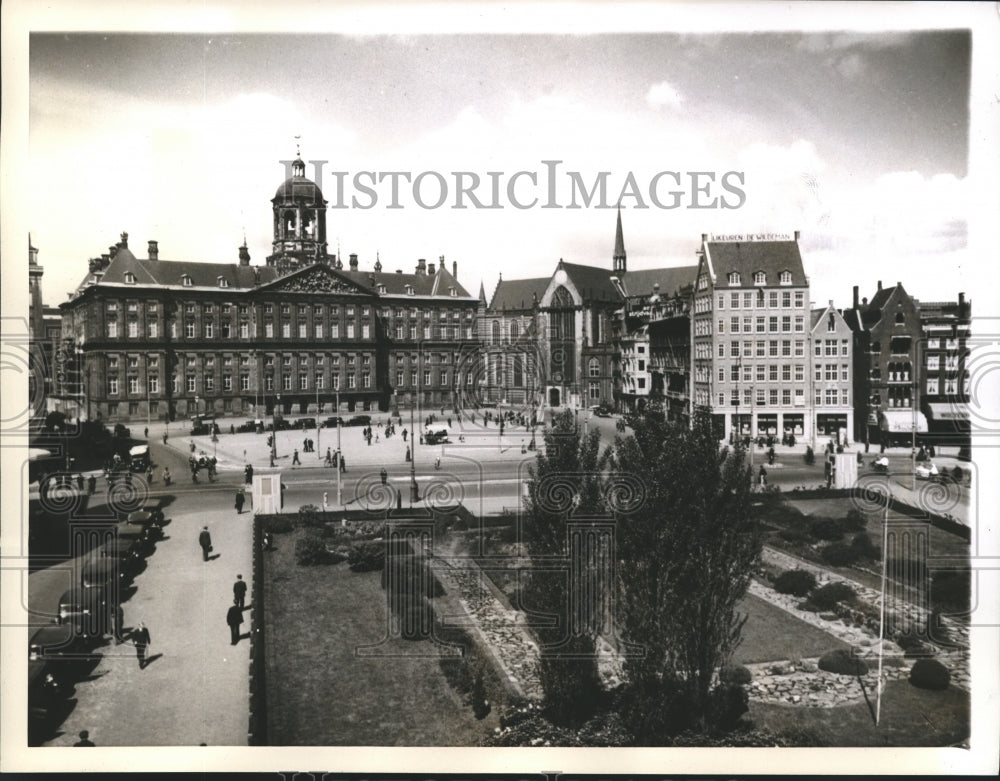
[294,134,301,157]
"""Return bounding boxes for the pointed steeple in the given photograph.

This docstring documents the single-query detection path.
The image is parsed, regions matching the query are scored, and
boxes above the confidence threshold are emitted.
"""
[478,280,487,303]
[613,204,626,274]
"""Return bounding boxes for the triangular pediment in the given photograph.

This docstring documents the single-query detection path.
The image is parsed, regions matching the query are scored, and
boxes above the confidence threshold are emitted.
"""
[258,263,376,296]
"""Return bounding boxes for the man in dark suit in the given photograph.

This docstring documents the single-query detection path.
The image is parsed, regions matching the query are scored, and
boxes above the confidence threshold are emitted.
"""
[199,526,212,561]
[226,599,244,645]
[132,622,151,668]
[233,574,247,609]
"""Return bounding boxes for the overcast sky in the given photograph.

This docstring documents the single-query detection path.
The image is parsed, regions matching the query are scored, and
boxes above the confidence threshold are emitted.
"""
[26,21,979,309]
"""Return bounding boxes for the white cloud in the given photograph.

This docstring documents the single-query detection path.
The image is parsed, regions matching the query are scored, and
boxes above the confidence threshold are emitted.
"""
[646,80,683,110]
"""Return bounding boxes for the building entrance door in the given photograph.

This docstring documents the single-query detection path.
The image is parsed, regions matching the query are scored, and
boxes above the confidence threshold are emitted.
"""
[548,387,561,407]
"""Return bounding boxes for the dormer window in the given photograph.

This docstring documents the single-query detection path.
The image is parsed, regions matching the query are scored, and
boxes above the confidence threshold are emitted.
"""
[218,277,229,288]
[181,274,192,287]
[377,284,387,294]
[753,271,766,286]
[405,285,414,296]
[727,271,741,286]
[449,287,457,297]
[124,272,136,285]
[779,270,792,285]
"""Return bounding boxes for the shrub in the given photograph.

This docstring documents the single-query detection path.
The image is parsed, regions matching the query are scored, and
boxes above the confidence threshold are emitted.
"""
[951,465,964,482]
[931,570,970,614]
[821,542,858,567]
[818,648,868,675]
[719,664,753,685]
[909,658,951,690]
[843,508,867,532]
[773,569,817,597]
[297,503,326,528]
[706,682,750,731]
[808,581,856,611]
[849,532,880,561]
[895,632,933,658]
[778,527,810,544]
[347,539,385,572]
[294,534,330,565]
[810,518,845,541]
[261,515,293,534]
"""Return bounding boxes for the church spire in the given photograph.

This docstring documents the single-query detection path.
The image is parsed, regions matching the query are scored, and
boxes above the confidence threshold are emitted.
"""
[613,204,626,274]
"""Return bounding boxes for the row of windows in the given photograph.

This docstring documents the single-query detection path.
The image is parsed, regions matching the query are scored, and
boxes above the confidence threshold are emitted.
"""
[724,270,795,287]
[721,388,806,407]
[718,289,805,309]
[717,364,806,383]
[106,317,476,341]
[721,340,806,358]
[718,315,805,334]
[926,377,966,395]
[108,299,474,320]
[925,355,961,371]
[813,339,851,357]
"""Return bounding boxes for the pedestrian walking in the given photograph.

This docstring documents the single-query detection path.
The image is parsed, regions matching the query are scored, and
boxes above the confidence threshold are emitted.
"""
[132,622,151,668]
[235,489,245,514]
[87,475,97,495]
[402,428,408,442]
[76,473,85,491]
[233,574,247,609]
[339,454,346,473]
[380,468,388,485]
[322,491,328,512]
[758,465,768,487]
[263,530,273,551]
[244,463,254,484]
[292,449,300,465]
[325,447,332,465]
[199,526,213,561]
[227,599,244,645]
[73,730,96,747]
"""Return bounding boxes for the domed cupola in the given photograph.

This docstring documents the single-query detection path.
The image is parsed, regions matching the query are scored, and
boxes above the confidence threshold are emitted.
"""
[267,150,329,273]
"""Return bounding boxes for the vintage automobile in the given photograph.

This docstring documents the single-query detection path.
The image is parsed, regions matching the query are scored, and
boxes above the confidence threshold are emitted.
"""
[293,417,317,430]
[128,444,151,472]
[57,586,109,643]
[29,623,85,727]
[424,423,449,444]
[348,415,372,427]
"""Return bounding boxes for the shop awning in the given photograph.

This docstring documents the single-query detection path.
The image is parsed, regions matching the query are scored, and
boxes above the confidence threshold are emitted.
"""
[878,409,928,433]
[925,402,970,421]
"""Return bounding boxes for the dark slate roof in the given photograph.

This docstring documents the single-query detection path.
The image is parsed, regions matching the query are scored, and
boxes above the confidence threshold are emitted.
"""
[706,241,807,287]
[76,252,279,292]
[488,277,550,312]
[339,265,474,299]
[841,308,866,333]
[860,283,910,328]
[810,308,825,330]
[560,261,621,302]
[619,266,698,298]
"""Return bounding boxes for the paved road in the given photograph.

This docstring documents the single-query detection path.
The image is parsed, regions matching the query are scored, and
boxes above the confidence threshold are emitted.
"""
[32,439,253,747]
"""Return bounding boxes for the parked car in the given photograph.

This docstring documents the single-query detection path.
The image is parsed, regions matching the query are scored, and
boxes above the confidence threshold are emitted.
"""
[348,415,372,427]
[57,586,108,643]
[29,623,86,727]
[293,417,317,430]
[126,507,166,533]
[424,424,449,444]
[112,519,156,555]
[236,420,258,433]
[81,557,125,591]
[191,423,211,436]
[323,416,345,428]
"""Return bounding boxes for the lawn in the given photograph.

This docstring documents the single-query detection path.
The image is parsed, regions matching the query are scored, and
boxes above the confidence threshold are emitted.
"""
[263,526,497,745]
[750,679,969,746]
[733,593,849,665]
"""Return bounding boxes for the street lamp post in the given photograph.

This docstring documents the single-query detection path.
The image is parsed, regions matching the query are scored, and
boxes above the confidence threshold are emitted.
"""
[336,383,342,506]
[409,391,418,505]
[272,393,280,463]
[316,379,321,461]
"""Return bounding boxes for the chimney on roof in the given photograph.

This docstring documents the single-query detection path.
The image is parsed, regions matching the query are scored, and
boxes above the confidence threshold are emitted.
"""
[958,291,966,318]
[119,231,129,248]
[862,297,868,307]
[794,230,801,241]
[396,269,403,274]
[349,253,358,271]
[829,299,834,308]
[853,285,859,310]
[109,246,118,259]
[877,280,882,291]
[452,260,457,280]
[428,261,436,275]
[147,240,159,261]
[416,258,426,275]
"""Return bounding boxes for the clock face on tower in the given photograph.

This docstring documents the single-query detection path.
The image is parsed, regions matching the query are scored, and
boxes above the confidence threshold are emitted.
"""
[552,372,563,383]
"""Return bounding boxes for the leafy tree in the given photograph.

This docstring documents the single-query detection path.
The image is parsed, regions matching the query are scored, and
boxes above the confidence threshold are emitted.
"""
[612,404,762,740]
[523,409,608,725]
